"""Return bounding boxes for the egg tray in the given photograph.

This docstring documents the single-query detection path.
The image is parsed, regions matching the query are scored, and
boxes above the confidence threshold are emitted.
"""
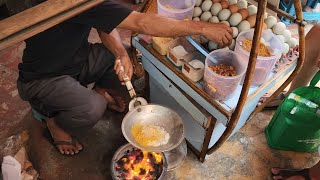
[191,1,295,53]
[193,1,259,50]
[273,49,298,73]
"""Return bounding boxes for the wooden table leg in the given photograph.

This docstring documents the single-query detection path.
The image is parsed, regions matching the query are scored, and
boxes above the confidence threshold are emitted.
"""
[199,116,216,162]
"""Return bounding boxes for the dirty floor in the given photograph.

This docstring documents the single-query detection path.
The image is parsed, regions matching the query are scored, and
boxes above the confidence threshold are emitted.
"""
[1,39,319,180]
[1,1,320,180]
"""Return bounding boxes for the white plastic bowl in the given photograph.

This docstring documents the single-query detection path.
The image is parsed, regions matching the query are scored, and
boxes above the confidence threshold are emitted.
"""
[157,0,196,20]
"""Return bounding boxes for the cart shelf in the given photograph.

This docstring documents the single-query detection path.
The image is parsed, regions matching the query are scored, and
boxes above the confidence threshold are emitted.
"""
[133,36,297,125]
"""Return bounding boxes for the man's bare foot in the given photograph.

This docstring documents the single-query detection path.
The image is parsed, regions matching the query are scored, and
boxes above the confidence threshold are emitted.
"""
[271,168,311,180]
[94,86,126,113]
[46,118,83,155]
[266,93,286,108]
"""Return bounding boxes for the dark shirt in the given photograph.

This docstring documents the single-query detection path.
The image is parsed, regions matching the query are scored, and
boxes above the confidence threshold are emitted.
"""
[19,1,132,82]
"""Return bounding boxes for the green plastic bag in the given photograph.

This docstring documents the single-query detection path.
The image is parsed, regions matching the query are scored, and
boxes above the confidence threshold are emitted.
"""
[265,70,320,152]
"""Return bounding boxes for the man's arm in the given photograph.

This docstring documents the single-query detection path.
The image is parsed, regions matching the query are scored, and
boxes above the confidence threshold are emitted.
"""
[118,11,233,47]
[99,29,133,81]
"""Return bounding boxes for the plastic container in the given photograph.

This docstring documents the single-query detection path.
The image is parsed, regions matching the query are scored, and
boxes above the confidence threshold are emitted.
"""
[203,49,246,100]
[167,38,196,67]
[235,29,283,86]
[157,0,196,20]
[182,51,205,82]
[152,37,174,55]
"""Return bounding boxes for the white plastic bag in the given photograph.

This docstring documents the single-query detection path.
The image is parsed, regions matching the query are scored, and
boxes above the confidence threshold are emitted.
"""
[1,156,21,180]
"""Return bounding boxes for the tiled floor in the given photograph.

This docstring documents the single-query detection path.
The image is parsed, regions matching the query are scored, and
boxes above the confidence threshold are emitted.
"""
[0,1,319,180]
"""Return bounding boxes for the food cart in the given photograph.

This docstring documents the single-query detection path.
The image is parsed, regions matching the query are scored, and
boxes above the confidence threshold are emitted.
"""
[131,0,306,162]
[0,0,306,163]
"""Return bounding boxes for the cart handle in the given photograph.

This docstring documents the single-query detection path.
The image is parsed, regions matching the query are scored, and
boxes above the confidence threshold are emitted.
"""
[246,0,305,121]
[207,0,305,155]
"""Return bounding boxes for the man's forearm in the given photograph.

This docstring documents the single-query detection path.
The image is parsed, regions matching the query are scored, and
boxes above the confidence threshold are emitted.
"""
[118,11,232,47]
[99,29,133,80]
[109,29,122,44]
[118,12,205,38]
[99,29,127,58]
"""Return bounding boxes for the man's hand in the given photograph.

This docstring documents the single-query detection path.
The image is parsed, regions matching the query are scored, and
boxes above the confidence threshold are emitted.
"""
[201,23,233,47]
[114,53,133,82]
[98,30,133,82]
[118,12,233,48]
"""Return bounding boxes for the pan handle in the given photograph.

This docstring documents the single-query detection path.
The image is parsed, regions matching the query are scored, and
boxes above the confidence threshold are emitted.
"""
[118,60,137,99]
[129,97,148,112]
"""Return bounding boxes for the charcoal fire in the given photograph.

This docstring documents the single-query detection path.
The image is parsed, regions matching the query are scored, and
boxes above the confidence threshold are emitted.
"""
[115,148,163,180]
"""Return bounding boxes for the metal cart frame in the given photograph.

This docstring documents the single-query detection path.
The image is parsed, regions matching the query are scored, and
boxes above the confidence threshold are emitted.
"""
[131,0,306,162]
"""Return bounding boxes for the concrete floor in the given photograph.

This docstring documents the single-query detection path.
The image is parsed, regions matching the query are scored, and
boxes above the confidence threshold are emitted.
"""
[13,102,319,180]
[0,1,320,180]
[174,111,319,180]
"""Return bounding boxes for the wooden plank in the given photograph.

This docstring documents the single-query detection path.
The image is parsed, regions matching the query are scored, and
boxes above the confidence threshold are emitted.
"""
[0,0,85,39]
[0,0,104,50]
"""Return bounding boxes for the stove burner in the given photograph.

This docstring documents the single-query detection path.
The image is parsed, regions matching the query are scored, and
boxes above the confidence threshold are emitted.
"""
[115,148,163,180]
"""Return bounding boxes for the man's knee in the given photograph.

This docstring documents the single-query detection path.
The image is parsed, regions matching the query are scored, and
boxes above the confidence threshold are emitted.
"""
[307,24,320,38]
[313,24,320,31]
[57,93,106,130]
[84,94,107,126]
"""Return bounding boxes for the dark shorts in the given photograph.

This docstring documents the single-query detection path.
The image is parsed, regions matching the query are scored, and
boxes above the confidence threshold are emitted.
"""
[17,43,121,135]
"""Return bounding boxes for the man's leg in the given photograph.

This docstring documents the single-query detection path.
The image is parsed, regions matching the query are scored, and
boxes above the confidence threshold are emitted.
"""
[309,161,320,179]
[271,160,320,180]
[46,117,83,155]
[287,24,320,93]
[270,24,320,176]
[79,43,126,112]
[18,75,107,155]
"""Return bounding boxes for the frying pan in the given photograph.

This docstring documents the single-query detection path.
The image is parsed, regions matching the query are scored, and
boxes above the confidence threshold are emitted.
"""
[119,62,184,152]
